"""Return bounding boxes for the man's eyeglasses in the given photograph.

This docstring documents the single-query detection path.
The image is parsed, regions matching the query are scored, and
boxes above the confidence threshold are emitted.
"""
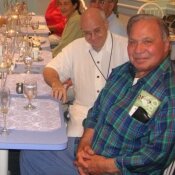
[82,27,104,39]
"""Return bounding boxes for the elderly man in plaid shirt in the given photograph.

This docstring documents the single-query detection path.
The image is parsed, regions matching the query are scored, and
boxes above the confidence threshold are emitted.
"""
[75,14,175,175]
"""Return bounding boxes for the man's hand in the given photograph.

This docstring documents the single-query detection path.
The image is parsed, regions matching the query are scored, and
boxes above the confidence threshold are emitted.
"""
[74,127,120,175]
[51,81,67,103]
[75,145,94,168]
[74,129,95,174]
[76,154,120,175]
[75,145,94,175]
[43,67,68,103]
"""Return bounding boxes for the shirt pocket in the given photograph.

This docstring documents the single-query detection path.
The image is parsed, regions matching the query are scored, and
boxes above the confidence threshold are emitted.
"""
[105,110,151,152]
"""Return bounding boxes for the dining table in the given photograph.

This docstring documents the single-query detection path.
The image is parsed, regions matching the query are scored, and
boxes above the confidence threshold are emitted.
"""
[0,15,67,175]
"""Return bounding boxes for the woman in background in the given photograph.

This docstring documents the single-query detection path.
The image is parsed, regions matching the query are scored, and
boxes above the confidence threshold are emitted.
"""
[52,0,83,57]
[45,0,66,36]
[45,0,66,47]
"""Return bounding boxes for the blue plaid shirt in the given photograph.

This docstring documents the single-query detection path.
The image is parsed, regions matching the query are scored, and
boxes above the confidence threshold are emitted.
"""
[84,57,175,174]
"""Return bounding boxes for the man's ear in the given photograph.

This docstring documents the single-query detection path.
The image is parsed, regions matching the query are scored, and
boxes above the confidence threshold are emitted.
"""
[104,20,109,29]
[164,38,171,55]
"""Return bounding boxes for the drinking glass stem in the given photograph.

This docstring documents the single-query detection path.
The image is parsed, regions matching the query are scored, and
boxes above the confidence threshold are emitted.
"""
[26,65,31,74]
[34,30,37,37]
[1,72,4,87]
[28,98,32,107]
[26,25,29,36]
[1,72,5,88]
[8,63,13,74]
[2,113,7,132]
[18,54,23,62]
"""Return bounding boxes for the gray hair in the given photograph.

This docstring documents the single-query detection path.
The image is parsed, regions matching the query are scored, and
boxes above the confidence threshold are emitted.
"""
[127,14,169,41]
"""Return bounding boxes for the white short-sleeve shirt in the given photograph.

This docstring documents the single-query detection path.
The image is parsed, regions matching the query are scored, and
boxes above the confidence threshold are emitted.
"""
[46,31,129,137]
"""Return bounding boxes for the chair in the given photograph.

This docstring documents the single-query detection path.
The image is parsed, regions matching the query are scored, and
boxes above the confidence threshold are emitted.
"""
[137,2,164,18]
[163,160,175,175]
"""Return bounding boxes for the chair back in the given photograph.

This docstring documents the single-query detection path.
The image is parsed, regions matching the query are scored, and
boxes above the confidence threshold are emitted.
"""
[137,2,164,18]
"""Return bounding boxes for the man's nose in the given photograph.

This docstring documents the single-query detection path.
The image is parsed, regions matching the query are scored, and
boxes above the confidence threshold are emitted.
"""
[135,43,145,53]
[90,32,97,40]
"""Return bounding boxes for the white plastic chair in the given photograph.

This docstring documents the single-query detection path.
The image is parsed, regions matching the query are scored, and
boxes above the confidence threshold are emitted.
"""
[137,2,164,18]
[163,160,175,175]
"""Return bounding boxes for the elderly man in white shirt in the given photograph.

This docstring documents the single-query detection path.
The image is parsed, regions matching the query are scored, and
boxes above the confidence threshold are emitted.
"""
[20,7,128,175]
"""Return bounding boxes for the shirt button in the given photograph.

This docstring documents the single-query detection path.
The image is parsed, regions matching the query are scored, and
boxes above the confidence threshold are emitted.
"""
[97,90,100,93]
[97,61,100,64]
[97,75,100,78]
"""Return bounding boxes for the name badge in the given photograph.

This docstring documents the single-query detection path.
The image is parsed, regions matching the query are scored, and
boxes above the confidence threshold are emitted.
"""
[129,90,161,118]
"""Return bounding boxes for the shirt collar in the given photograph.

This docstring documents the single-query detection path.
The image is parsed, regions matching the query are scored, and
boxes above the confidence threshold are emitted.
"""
[128,56,172,83]
[107,12,115,22]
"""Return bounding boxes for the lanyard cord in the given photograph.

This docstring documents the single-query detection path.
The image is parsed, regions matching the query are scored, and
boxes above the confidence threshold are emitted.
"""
[89,32,113,81]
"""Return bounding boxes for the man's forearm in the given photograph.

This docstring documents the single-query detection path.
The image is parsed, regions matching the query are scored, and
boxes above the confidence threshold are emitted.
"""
[77,128,94,152]
[76,129,121,174]
[43,67,62,87]
[75,128,95,173]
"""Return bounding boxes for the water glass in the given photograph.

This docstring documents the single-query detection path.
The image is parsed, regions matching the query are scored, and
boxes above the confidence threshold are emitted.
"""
[23,80,37,110]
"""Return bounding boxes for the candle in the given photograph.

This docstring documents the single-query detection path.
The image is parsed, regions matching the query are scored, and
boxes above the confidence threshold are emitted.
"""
[11,15,18,20]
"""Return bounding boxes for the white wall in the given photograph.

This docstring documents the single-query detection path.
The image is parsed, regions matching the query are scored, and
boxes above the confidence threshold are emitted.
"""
[0,0,50,15]
[27,0,50,15]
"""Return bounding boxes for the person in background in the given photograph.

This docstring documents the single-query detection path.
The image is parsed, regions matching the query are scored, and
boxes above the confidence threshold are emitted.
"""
[75,14,175,175]
[20,8,128,175]
[90,0,126,36]
[52,0,84,57]
[45,0,66,47]
[45,0,66,36]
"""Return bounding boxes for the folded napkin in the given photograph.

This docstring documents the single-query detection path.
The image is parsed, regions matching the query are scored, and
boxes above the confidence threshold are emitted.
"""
[38,25,48,30]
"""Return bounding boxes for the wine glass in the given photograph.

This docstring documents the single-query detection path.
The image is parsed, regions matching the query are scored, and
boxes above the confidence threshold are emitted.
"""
[31,20,39,36]
[27,13,33,26]
[1,37,15,75]
[18,37,30,62]
[0,87,10,136]
[23,56,33,74]
[23,80,37,110]
[15,32,23,49]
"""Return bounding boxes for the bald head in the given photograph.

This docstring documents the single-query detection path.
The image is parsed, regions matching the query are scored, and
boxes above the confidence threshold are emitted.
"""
[80,7,107,28]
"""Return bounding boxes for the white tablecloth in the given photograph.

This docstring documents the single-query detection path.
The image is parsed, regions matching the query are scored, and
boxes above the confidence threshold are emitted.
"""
[0,97,61,131]
[1,74,62,131]
[6,74,52,96]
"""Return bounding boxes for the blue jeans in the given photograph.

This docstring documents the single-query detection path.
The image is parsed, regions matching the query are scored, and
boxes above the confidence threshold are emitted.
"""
[20,137,79,175]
